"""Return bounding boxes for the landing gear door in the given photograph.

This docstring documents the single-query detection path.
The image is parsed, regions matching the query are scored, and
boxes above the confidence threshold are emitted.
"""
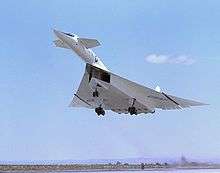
[86,64,111,84]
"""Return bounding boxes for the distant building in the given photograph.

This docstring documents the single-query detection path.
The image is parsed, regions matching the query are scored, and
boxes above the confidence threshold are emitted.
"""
[141,163,145,170]
[116,161,121,165]
[180,155,188,165]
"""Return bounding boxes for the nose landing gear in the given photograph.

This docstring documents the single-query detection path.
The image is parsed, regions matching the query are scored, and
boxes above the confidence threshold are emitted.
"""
[95,107,105,116]
[92,90,99,97]
[128,98,137,115]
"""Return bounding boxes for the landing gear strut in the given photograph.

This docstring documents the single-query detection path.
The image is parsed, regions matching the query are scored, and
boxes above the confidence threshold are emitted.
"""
[128,98,137,115]
[128,107,137,115]
[95,107,105,116]
[92,90,99,97]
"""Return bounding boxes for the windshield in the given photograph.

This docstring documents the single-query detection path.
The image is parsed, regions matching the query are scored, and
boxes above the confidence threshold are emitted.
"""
[64,32,75,37]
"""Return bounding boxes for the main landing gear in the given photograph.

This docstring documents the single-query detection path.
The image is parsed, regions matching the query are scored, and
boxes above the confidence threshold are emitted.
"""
[92,88,104,116]
[128,106,137,115]
[95,107,105,116]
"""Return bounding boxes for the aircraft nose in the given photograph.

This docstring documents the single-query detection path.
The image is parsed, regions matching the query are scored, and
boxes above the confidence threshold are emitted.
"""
[53,29,59,36]
[53,29,65,39]
[53,29,77,47]
[53,29,76,42]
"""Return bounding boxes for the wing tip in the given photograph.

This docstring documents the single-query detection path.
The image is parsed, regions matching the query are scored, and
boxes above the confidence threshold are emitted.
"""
[197,102,209,106]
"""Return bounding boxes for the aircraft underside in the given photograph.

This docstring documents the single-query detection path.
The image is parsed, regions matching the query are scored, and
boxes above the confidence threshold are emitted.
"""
[53,30,206,116]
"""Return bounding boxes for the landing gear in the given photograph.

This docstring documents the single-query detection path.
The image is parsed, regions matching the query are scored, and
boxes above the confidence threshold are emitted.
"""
[95,107,105,116]
[128,98,137,115]
[128,107,137,115]
[92,90,99,97]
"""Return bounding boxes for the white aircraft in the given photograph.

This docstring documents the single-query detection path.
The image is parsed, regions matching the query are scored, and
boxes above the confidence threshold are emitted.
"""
[53,30,206,116]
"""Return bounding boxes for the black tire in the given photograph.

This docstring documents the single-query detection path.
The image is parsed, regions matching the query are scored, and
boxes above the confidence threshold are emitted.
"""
[95,107,100,115]
[96,91,99,97]
[95,107,105,116]
[101,110,105,116]
[92,90,99,97]
[128,107,137,115]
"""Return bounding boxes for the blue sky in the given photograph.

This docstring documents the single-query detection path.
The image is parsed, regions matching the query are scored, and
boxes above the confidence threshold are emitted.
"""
[0,0,220,161]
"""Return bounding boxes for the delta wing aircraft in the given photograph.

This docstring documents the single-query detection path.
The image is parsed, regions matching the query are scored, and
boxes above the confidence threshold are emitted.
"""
[53,30,206,116]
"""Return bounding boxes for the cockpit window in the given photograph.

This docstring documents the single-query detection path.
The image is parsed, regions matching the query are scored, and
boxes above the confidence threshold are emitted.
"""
[64,32,75,37]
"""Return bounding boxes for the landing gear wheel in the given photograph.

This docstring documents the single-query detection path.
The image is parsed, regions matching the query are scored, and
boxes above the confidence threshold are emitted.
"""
[95,107,105,116]
[92,90,99,97]
[128,107,137,115]
[101,109,105,116]
[95,107,100,115]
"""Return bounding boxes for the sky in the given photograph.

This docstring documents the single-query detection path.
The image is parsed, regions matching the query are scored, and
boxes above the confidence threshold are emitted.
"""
[0,0,220,161]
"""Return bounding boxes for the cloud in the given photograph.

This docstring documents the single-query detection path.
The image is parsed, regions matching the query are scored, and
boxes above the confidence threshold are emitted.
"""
[145,54,195,65]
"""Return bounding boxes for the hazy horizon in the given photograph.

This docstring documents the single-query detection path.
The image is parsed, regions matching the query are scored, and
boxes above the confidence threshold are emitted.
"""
[1,155,220,164]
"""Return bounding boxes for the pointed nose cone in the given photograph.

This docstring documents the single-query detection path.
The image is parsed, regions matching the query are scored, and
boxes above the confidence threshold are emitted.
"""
[53,29,65,40]
[53,29,76,46]
[53,29,60,36]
